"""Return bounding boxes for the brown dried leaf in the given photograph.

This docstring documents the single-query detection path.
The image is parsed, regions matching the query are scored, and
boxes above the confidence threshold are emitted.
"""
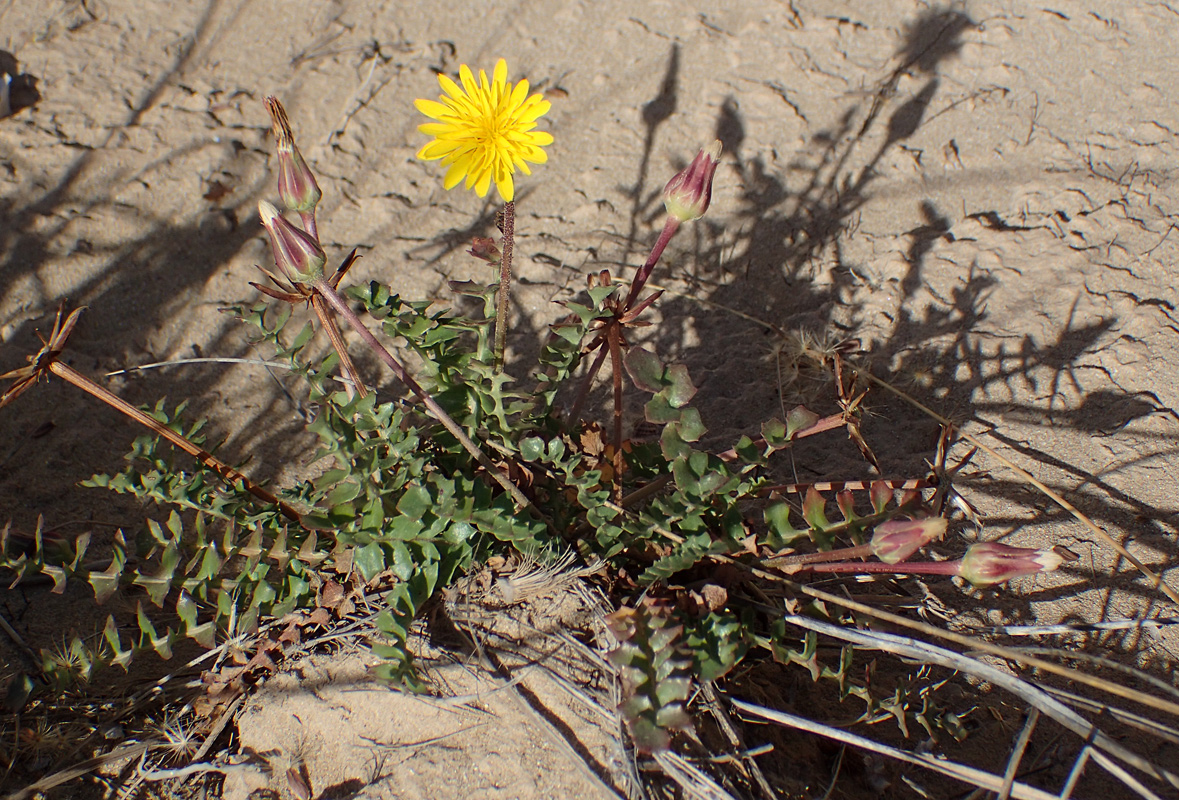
[303,607,329,627]
[579,423,605,457]
[277,622,302,647]
[700,583,728,611]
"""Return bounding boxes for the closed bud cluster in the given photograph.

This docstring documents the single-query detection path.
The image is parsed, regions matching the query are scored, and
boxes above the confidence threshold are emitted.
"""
[467,236,502,264]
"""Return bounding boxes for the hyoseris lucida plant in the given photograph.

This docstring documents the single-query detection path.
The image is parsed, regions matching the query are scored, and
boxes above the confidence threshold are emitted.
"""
[0,65,1071,762]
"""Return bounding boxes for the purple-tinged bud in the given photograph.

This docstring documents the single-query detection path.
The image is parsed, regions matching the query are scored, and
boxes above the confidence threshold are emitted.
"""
[662,140,721,223]
[258,201,325,284]
[468,236,502,264]
[265,96,322,214]
[958,542,1067,587]
[870,517,946,564]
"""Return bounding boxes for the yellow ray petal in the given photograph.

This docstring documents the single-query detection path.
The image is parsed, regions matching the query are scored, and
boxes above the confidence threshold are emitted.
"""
[443,162,468,190]
[459,64,478,97]
[438,74,463,100]
[496,170,515,202]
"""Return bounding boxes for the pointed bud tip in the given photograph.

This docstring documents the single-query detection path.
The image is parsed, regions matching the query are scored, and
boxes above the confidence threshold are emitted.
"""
[263,97,322,213]
[258,199,281,223]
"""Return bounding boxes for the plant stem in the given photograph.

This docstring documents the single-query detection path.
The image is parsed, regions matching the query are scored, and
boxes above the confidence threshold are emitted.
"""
[299,210,318,243]
[48,362,302,522]
[566,340,609,427]
[312,279,537,513]
[310,293,368,399]
[607,327,625,502]
[493,200,516,370]
[624,216,679,310]
[567,216,681,427]
[766,544,872,568]
[802,560,960,577]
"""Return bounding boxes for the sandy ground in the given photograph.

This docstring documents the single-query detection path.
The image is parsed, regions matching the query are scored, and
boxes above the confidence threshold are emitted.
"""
[3,1,1179,797]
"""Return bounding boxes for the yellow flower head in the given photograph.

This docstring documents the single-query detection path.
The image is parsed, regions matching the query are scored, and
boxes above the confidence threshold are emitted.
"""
[415,59,552,203]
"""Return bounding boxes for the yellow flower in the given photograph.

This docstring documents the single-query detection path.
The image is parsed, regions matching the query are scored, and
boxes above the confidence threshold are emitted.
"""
[415,59,552,203]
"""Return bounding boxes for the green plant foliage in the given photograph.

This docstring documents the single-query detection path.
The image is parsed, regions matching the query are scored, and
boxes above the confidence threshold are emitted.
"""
[0,134,960,754]
[606,600,694,753]
[683,609,750,682]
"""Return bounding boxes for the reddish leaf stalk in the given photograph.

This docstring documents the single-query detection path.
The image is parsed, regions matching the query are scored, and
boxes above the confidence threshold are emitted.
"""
[802,560,958,576]
[566,340,610,428]
[772,543,874,567]
[310,293,368,399]
[607,327,626,502]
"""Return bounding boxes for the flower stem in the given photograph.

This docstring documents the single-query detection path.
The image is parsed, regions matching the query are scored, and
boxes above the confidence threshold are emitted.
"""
[607,327,625,502]
[310,293,367,399]
[566,340,609,428]
[493,200,516,370]
[624,216,679,310]
[312,279,538,514]
[566,216,680,428]
[299,210,318,243]
[801,560,960,577]
[767,544,872,568]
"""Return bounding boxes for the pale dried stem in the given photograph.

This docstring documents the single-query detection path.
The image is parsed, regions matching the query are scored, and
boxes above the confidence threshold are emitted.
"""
[49,361,301,522]
[311,293,368,399]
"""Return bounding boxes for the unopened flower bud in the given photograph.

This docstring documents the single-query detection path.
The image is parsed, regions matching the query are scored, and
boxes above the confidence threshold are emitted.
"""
[468,236,502,264]
[870,517,947,564]
[265,96,322,214]
[663,140,721,223]
[258,201,325,284]
[958,542,1066,587]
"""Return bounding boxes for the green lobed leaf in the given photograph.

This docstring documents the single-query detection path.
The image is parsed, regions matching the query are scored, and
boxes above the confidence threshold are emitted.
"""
[624,347,665,393]
[662,365,697,409]
[786,404,821,438]
[353,542,387,583]
[765,502,808,546]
